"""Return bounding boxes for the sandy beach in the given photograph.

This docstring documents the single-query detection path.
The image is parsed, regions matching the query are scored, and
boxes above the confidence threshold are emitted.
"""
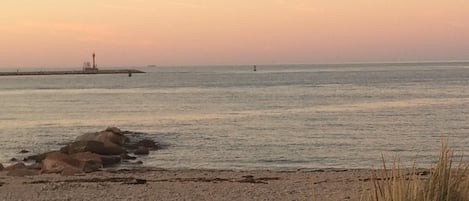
[0,168,375,201]
[1,127,377,201]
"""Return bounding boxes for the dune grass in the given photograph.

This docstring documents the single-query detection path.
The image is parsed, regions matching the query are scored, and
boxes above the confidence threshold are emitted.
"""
[363,142,469,201]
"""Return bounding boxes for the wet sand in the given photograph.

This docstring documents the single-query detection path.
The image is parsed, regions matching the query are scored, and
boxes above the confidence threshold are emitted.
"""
[0,168,374,201]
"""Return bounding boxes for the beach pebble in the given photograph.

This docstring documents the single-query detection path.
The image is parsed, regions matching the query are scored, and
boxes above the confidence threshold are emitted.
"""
[136,160,143,165]
[129,160,143,165]
[19,149,30,154]
[123,178,147,185]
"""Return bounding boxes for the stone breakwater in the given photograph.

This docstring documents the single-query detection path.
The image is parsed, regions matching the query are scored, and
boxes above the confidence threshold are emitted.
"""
[0,69,145,76]
[0,127,159,176]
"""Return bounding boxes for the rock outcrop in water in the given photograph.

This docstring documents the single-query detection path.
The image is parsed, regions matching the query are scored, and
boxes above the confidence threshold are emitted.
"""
[40,151,103,176]
[2,127,159,176]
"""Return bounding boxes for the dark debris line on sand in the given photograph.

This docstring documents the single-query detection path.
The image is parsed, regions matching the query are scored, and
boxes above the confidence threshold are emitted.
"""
[24,176,281,185]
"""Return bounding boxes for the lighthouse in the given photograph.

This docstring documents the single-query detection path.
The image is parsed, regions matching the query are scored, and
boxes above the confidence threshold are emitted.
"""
[83,53,98,72]
[92,53,96,69]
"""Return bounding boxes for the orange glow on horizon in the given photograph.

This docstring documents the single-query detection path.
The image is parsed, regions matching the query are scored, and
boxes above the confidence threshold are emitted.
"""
[1,0,468,68]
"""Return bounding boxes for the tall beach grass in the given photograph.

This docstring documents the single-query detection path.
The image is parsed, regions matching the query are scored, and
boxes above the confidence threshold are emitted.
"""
[363,142,469,201]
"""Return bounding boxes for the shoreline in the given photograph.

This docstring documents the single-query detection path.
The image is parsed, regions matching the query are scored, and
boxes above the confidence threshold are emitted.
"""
[0,167,377,201]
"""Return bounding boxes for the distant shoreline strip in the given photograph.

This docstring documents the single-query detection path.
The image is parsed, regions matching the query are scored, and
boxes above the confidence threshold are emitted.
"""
[0,69,145,76]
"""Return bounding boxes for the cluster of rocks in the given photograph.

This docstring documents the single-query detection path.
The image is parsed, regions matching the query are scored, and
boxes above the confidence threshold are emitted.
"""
[0,127,159,176]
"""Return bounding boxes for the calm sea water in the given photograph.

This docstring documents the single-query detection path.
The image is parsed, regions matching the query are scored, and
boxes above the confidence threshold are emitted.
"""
[1,63,468,170]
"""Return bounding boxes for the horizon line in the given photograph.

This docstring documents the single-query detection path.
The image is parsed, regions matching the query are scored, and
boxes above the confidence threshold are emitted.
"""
[2,59,469,69]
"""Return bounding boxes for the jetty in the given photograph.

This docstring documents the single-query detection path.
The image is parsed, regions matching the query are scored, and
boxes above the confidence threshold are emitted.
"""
[0,53,145,76]
[0,69,145,77]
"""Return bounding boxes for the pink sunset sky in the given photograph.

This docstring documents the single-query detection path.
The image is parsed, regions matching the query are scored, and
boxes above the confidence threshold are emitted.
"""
[1,0,468,68]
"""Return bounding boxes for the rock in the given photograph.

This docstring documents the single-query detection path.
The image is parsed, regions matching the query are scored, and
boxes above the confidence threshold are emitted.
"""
[74,132,100,142]
[10,158,18,162]
[7,169,39,177]
[61,166,83,176]
[61,140,126,155]
[123,144,138,150]
[105,127,123,134]
[124,138,159,150]
[136,139,159,149]
[40,151,92,176]
[40,151,81,174]
[125,160,143,165]
[80,160,102,173]
[98,131,129,146]
[100,155,122,166]
[121,153,137,160]
[101,141,128,155]
[123,178,147,185]
[71,152,103,173]
[76,130,129,146]
[71,152,102,163]
[0,163,4,171]
[19,149,30,154]
[27,163,43,170]
[5,162,26,171]
[6,128,157,175]
[24,152,48,163]
[134,146,149,155]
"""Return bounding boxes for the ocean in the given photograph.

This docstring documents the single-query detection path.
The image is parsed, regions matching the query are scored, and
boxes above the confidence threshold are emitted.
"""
[1,63,468,170]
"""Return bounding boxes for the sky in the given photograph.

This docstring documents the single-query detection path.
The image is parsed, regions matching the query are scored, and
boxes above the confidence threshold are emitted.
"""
[1,0,469,68]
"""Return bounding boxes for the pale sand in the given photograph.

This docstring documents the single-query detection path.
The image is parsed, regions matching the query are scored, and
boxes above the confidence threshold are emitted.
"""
[0,168,375,201]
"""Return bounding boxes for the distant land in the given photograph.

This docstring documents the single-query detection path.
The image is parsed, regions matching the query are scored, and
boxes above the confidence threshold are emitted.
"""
[0,52,145,77]
[0,69,145,77]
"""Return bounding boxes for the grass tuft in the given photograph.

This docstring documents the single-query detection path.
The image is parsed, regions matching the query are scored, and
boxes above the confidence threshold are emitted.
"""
[363,142,469,201]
